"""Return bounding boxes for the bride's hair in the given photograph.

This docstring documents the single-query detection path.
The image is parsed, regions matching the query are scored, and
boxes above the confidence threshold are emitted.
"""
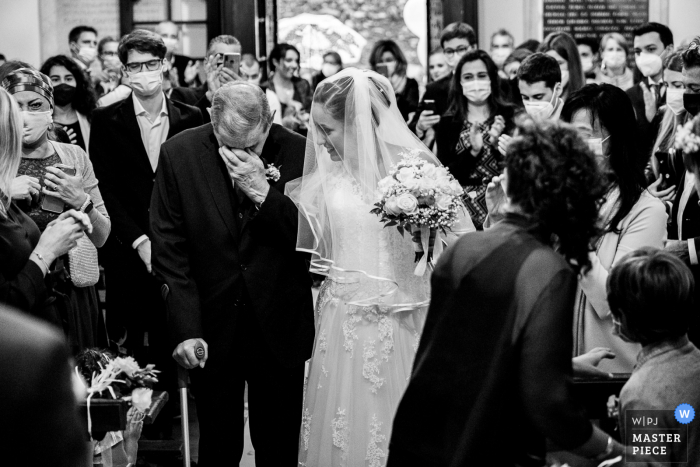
[505,118,605,273]
[313,73,391,126]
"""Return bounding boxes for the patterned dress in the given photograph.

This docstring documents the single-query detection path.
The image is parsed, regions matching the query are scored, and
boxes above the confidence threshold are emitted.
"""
[17,153,62,230]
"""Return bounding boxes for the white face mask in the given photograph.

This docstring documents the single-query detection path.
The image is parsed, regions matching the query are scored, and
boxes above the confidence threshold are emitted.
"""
[560,69,570,89]
[523,90,558,121]
[21,110,52,146]
[636,52,663,77]
[491,48,512,67]
[129,67,164,97]
[162,37,179,54]
[462,79,491,104]
[321,63,341,78]
[603,50,626,69]
[666,87,686,115]
[581,56,594,73]
[586,135,611,157]
[78,46,98,64]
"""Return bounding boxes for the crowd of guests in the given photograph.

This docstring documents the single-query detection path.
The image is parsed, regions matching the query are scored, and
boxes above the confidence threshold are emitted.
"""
[1,15,700,467]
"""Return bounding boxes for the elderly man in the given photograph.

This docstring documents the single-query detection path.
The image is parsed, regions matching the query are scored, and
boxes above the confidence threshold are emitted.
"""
[150,81,314,466]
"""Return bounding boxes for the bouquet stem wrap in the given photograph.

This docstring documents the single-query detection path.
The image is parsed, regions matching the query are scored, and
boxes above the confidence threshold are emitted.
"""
[411,226,442,276]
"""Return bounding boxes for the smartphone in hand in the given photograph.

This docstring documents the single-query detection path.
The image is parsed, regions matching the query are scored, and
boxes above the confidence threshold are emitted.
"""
[655,151,673,191]
[223,53,241,75]
[376,63,390,78]
[423,99,436,114]
[40,164,76,214]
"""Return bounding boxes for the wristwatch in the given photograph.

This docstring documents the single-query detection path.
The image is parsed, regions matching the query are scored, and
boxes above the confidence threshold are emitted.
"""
[80,193,94,214]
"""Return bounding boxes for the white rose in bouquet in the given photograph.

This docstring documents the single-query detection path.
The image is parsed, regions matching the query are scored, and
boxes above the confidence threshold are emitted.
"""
[420,163,438,179]
[449,180,464,196]
[384,196,403,215]
[377,176,397,195]
[396,193,419,214]
[419,176,437,192]
[435,194,453,210]
[396,167,417,183]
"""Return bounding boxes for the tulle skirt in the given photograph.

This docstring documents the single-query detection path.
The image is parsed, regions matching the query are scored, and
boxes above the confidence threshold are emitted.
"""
[299,279,427,467]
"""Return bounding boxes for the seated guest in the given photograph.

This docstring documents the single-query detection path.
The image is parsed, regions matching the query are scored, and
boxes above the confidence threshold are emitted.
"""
[435,49,516,228]
[4,68,110,353]
[410,22,477,138]
[562,84,667,372]
[538,31,585,101]
[427,48,450,82]
[0,304,88,466]
[89,29,202,432]
[577,37,600,83]
[40,55,97,153]
[311,51,343,90]
[627,22,675,158]
[388,120,636,466]
[0,86,89,324]
[240,54,282,125]
[596,33,634,91]
[609,248,700,466]
[518,52,564,121]
[369,39,419,121]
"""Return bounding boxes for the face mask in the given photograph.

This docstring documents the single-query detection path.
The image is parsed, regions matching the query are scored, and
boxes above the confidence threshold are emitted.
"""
[491,48,512,67]
[666,88,686,115]
[612,317,635,343]
[21,110,52,146]
[523,91,557,121]
[462,80,491,103]
[129,67,163,97]
[321,63,340,78]
[603,50,626,69]
[52,83,77,107]
[635,52,663,77]
[684,93,700,117]
[560,69,570,89]
[78,46,97,64]
[586,135,611,157]
[581,57,594,73]
[162,37,179,54]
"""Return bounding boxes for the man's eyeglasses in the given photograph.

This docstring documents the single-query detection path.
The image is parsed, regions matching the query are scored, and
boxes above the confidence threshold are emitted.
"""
[443,46,470,58]
[125,59,164,74]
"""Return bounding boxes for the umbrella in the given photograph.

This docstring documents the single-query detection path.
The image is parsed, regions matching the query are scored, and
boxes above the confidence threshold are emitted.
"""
[278,13,368,69]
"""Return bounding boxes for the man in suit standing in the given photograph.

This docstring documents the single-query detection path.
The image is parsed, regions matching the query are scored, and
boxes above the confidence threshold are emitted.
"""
[627,22,674,157]
[150,82,314,466]
[409,22,477,141]
[0,304,88,466]
[89,29,202,435]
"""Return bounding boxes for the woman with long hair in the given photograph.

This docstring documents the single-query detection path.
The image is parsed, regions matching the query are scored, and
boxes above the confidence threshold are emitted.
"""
[40,55,97,153]
[3,68,110,353]
[369,40,419,122]
[0,86,89,324]
[562,83,667,372]
[539,31,585,101]
[435,49,516,227]
[264,43,313,134]
[388,120,639,466]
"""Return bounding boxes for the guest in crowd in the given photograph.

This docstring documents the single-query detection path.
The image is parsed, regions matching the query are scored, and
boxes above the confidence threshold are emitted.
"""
[311,51,343,90]
[0,86,90,324]
[240,54,282,124]
[562,84,667,373]
[435,50,515,228]
[684,39,700,117]
[489,28,515,75]
[518,53,564,121]
[68,25,99,77]
[40,55,97,153]
[610,248,700,465]
[596,33,634,90]
[627,22,675,157]
[0,304,88,466]
[410,22,477,139]
[502,47,532,81]
[369,39,419,121]
[389,120,633,466]
[264,43,312,133]
[96,36,122,96]
[156,20,198,89]
[427,48,450,82]
[538,31,585,101]
[89,29,202,436]
[577,37,600,83]
[517,39,541,53]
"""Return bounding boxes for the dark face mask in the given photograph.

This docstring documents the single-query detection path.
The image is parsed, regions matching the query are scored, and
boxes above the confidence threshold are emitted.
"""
[53,83,77,107]
[683,92,700,117]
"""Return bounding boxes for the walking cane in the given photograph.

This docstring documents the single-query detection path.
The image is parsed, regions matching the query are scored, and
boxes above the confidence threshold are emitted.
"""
[177,365,191,467]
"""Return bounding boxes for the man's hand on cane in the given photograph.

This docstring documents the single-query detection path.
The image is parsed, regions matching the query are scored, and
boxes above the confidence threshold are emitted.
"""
[173,338,208,369]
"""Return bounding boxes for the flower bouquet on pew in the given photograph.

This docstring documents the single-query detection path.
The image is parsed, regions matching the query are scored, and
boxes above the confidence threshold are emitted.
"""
[371,149,465,276]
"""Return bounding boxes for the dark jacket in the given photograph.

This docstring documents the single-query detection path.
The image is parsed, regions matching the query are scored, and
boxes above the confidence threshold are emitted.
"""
[171,53,196,88]
[89,93,203,248]
[150,123,315,368]
[396,77,420,121]
[627,81,665,159]
[0,305,88,466]
[170,83,207,107]
[408,74,452,134]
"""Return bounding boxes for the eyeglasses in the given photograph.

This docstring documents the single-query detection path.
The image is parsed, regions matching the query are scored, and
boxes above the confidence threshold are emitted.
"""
[443,46,470,58]
[125,59,164,74]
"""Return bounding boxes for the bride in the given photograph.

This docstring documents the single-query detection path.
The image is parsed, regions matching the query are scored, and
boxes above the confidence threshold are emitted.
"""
[287,68,474,467]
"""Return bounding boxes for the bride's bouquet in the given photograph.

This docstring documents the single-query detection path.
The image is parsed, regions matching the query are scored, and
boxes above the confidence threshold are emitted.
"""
[371,149,465,275]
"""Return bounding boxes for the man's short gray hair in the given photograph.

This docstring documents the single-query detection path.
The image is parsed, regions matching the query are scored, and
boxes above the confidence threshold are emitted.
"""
[211,82,272,148]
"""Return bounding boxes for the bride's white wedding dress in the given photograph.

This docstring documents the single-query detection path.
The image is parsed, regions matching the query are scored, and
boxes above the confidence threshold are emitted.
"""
[298,167,431,467]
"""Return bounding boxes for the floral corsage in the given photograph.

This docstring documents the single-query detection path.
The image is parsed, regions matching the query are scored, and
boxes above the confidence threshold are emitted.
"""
[266,163,281,183]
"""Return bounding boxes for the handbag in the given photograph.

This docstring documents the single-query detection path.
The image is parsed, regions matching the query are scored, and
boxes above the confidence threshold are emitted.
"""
[68,234,100,287]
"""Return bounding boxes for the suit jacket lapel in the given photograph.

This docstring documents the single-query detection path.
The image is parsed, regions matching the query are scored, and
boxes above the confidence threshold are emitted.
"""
[199,128,241,246]
[119,94,153,175]
[167,97,184,139]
